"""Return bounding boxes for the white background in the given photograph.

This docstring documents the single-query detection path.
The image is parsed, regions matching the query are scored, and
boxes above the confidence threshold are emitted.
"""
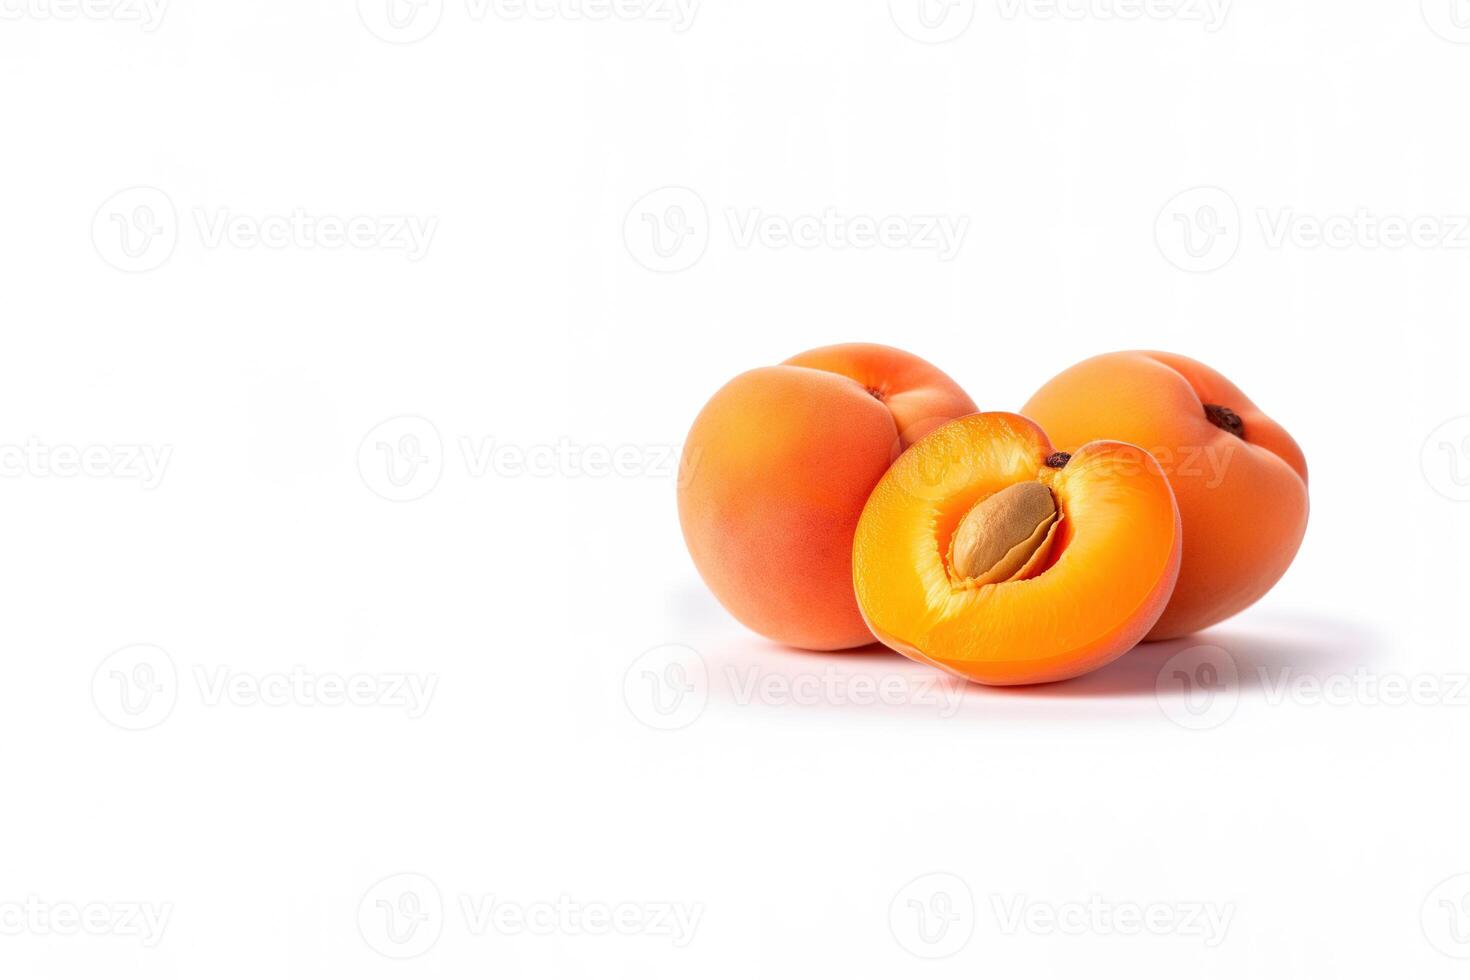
[3,1,1470,977]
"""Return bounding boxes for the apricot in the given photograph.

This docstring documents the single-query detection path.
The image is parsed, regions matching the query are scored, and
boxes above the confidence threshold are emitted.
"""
[1022,351,1308,640]
[852,412,1182,685]
[678,344,978,650]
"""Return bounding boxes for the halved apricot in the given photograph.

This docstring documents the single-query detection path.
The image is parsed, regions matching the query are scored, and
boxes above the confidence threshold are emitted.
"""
[851,412,1181,685]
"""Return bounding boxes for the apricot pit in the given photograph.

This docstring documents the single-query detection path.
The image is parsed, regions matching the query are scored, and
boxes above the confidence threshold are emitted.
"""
[948,481,1059,585]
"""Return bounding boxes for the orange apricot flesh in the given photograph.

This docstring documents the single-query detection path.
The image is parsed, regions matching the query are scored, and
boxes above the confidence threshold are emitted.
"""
[852,412,1182,685]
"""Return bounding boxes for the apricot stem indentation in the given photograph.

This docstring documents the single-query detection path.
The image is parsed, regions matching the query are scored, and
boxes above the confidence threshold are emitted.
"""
[1204,403,1245,438]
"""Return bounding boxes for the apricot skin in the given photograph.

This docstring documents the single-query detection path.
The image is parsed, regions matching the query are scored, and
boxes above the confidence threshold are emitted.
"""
[1022,351,1309,640]
[678,344,977,651]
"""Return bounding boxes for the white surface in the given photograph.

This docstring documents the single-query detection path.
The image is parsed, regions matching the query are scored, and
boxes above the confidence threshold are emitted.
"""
[3,3,1469,977]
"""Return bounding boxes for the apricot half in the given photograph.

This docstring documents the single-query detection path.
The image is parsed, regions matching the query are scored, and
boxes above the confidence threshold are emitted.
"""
[851,413,1181,685]
[1022,351,1308,640]
[678,344,978,650]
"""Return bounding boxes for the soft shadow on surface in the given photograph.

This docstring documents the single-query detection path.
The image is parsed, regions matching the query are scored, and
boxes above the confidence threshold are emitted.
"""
[983,611,1384,700]
[776,641,902,659]
[700,611,1383,715]
[666,583,734,631]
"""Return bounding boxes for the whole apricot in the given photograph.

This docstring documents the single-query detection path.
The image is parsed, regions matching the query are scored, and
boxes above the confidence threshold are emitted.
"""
[678,344,977,650]
[1022,351,1308,640]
